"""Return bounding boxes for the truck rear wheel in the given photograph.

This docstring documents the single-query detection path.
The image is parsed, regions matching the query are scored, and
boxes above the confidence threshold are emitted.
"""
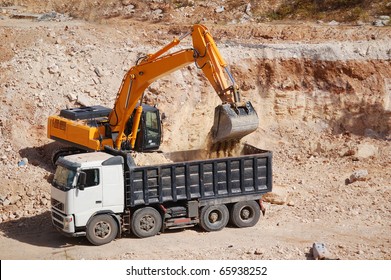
[199,204,229,232]
[131,207,162,238]
[230,201,260,228]
[86,214,118,246]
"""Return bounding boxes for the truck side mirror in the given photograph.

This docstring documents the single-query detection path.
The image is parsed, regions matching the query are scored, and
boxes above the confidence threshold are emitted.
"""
[78,171,87,191]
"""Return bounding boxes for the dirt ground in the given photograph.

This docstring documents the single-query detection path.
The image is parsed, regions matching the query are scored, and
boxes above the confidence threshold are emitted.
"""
[0,3,390,260]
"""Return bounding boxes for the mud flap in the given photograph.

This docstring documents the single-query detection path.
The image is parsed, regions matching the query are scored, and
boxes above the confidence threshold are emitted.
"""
[212,101,259,143]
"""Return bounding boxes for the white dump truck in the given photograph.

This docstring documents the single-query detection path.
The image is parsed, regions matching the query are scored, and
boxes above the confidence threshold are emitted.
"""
[51,144,272,245]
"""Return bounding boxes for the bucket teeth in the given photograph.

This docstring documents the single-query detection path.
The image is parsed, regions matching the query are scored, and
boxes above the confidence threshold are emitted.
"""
[212,101,259,143]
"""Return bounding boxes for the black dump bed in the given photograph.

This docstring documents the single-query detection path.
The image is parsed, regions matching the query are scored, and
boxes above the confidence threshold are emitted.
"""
[107,144,272,208]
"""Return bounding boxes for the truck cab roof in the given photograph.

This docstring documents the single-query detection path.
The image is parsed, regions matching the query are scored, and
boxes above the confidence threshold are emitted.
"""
[58,152,123,169]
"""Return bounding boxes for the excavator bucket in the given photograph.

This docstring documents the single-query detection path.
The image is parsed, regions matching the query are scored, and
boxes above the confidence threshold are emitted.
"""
[212,101,259,143]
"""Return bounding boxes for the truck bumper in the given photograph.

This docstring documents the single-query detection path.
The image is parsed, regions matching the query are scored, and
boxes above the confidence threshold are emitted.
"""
[51,208,86,237]
[53,226,86,238]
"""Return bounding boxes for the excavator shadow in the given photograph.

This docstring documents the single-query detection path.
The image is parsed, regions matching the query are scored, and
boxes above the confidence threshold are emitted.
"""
[0,211,92,249]
[18,142,62,173]
[330,103,391,139]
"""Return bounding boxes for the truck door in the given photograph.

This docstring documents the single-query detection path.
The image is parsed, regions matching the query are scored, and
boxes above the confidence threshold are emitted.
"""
[73,168,103,227]
[101,164,124,212]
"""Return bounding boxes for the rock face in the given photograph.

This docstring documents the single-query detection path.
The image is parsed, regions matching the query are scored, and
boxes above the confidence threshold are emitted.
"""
[254,58,391,137]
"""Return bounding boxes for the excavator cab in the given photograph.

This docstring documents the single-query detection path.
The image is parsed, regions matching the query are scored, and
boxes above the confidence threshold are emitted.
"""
[125,104,162,152]
[212,101,258,143]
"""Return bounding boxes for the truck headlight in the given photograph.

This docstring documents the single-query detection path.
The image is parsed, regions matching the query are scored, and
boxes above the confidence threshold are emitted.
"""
[64,216,73,231]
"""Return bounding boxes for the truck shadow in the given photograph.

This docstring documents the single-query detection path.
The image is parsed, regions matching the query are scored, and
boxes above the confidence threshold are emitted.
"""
[0,211,91,248]
[0,211,206,248]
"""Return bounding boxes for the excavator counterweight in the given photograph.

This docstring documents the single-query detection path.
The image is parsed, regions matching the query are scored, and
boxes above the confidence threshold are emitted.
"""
[212,101,258,143]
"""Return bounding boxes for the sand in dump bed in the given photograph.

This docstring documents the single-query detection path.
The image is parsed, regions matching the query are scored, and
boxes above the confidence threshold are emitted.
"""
[130,139,243,166]
[131,152,173,166]
[206,139,243,159]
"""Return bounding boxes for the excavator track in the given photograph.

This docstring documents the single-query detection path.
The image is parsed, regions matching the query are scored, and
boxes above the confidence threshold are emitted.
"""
[51,147,86,166]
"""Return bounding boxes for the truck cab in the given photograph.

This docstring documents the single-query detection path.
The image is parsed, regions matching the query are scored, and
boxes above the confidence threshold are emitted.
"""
[51,152,124,243]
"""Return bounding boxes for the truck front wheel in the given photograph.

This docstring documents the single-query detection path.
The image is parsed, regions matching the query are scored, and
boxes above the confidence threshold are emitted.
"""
[131,207,162,238]
[199,204,229,232]
[230,201,260,228]
[86,214,118,246]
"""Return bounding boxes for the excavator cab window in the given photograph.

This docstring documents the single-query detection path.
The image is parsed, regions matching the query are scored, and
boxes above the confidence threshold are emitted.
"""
[145,110,159,138]
[133,105,162,152]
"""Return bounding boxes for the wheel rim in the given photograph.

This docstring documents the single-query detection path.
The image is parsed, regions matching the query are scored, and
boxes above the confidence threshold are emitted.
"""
[240,206,254,221]
[208,210,222,224]
[94,221,112,239]
[140,215,156,232]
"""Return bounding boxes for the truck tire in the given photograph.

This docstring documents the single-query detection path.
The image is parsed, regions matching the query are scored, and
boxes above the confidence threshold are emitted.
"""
[199,204,229,232]
[131,207,162,238]
[86,214,118,246]
[230,201,260,228]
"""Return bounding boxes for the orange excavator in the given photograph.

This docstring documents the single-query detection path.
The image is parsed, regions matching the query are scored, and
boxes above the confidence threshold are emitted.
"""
[47,24,258,161]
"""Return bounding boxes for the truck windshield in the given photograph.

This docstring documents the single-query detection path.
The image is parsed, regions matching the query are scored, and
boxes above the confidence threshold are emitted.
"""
[52,165,76,191]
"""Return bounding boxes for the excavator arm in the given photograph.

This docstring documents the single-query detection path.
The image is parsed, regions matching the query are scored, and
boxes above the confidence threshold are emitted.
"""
[109,24,258,149]
[108,49,195,149]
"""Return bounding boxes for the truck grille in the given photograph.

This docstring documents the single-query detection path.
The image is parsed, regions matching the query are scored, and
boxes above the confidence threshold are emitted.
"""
[51,198,64,211]
[52,211,64,222]
[51,209,65,229]
[53,219,63,229]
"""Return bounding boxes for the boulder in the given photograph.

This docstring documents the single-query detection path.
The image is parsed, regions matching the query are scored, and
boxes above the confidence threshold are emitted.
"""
[349,169,369,183]
[357,143,378,158]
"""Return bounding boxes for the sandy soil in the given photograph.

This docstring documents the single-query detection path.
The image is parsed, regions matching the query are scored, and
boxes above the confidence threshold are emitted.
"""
[0,4,390,260]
